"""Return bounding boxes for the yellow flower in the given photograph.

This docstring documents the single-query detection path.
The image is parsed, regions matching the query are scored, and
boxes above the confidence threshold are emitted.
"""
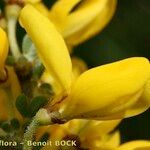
[62,57,150,120]
[33,2,49,17]
[116,140,150,150]
[49,0,117,47]
[0,27,8,72]
[36,119,120,150]
[25,0,49,16]
[19,5,150,122]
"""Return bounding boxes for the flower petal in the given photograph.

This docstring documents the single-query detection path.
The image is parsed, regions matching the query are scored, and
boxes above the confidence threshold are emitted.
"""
[19,5,72,94]
[61,0,110,38]
[34,2,49,17]
[66,0,117,46]
[61,57,150,120]
[50,0,81,20]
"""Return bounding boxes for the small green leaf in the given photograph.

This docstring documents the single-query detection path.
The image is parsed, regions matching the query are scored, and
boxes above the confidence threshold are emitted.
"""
[28,96,48,117]
[15,94,29,117]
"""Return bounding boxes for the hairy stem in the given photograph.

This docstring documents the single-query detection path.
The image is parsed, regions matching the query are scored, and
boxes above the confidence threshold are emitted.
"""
[23,108,55,150]
[23,117,39,150]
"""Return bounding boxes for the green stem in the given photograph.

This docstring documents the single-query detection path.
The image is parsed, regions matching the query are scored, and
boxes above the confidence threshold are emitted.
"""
[7,17,21,60]
[23,117,39,150]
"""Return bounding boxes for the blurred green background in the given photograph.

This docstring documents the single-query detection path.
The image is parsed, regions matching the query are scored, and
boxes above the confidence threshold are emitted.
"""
[1,0,150,143]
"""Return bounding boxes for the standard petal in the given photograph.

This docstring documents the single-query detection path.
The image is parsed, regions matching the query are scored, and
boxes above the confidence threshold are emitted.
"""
[19,5,72,94]
[49,0,117,46]
[61,0,109,38]
[61,57,150,120]
[66,0,117,46]
[48,0,117,50]
[50,0,82,21]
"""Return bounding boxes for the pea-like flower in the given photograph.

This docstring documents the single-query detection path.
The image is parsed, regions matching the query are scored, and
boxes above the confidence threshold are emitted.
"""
[49,0,117,47]
[61,57,150,121]
[29,0,117,52]
[19,5,150,123]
